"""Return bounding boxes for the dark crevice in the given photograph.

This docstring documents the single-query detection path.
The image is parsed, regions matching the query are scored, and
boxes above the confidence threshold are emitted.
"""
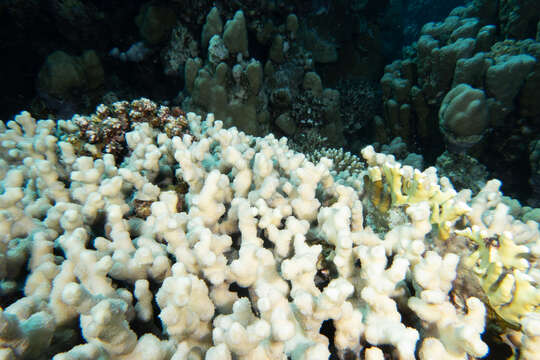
[320,319,338,359]
[228,282,250,299]
[89,210,107,239]
[130,280,166,339]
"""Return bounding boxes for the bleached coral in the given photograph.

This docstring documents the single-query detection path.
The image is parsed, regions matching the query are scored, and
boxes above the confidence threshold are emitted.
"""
[408,252,488,359]
[0,103,538,359]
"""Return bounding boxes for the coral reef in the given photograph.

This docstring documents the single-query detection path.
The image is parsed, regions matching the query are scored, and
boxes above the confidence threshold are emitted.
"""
[336,78,382,151]
[182,7,344,145]
[1,2,540,358]
[0,100,538,359]
[36,49,105,117]
[161,23,199,77]
[380,1,540,203]
[435,151,489,194]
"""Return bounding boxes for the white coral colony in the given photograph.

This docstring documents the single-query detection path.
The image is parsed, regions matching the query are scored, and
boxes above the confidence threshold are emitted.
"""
[0,105,538,359]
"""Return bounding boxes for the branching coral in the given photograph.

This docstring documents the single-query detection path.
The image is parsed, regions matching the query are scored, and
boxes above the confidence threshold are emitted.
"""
[0,101,538,360]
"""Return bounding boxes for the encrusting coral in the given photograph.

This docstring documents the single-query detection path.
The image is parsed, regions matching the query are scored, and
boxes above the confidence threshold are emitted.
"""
[0,99,539,359]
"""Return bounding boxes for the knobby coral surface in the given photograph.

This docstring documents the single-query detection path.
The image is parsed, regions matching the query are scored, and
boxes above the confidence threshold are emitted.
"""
[0,100,538,359]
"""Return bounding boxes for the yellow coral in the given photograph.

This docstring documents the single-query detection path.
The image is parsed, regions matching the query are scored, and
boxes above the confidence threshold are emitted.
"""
[361,146,539,332]
[361,146,469,240]
[460,228,538,327]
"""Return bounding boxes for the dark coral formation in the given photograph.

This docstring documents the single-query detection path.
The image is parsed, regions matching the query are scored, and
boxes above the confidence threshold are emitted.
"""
[61,99,189,163]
